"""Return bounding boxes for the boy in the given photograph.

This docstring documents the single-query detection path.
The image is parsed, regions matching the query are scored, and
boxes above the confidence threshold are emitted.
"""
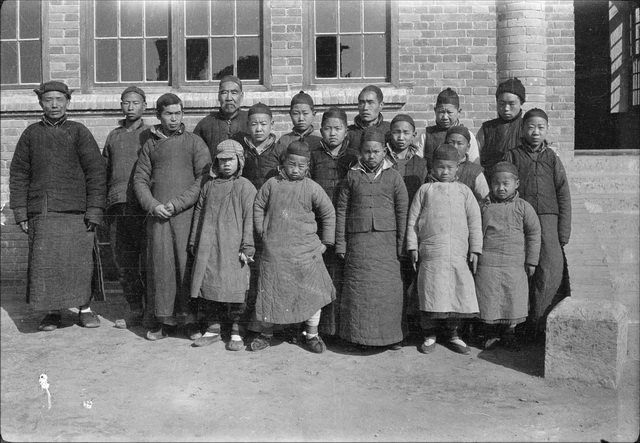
[133,93,212,340]
[406,143,482,355]
[346,85,391,152]
[233,102,286,190]
[422,88,480,171]
[502,108,571,339]
[475,161,541,350]
[251,141,336,354]
[189,139,257,350]
[444,125,490,204]
[103,86,152,320]
[477,77,525,177]
[278,90,322,151]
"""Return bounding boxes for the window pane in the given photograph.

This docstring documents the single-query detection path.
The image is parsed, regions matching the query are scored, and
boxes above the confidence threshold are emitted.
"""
[145,1,168,37]
[211,37,234,79]
[1,41,18,84]
[95,39,118,82]
[95,0,117,38]
[146,38,168,81]
[364,34,385,78]
[211,0,234,35]
[186,38,209,80]
[121,39,143,81]
[340,35,361,78]
[121,0,143,37]
[340,0,361,33]
[364,0,386,33]
[1,0,17,40]
[19,0,41,39]
[315,0,337,34]
[20,40,41,83]
[237,0,260,35]
[185,0,209,36]
[237,37,260,79]
[316,36,337,78]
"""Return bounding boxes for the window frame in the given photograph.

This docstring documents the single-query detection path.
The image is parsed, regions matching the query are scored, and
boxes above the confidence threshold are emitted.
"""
[302,0,399,89]
[81,0,271,94]
[0,0,49,91]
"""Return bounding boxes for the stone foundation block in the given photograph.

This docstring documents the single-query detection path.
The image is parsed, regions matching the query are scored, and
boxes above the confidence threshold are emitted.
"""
[545,297,629,389]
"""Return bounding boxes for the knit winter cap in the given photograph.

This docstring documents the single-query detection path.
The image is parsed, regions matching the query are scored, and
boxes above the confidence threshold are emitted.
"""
[290,90,314,109]
[219,75,243,91]
[390,114,416,130]
[446,125,471,142]
[493,161,519,178]
[321,106,348,125]
[121,86,146,101]
[435,88,459,107]
[496,77,526,103]
[34,81,72,99]
[362,128,386,145]
[359,85,384,102]
[286,140,311,159]
[213,139,245,174]
[248,102,272,118]
[523,108,548,123]
[432,143,460,162]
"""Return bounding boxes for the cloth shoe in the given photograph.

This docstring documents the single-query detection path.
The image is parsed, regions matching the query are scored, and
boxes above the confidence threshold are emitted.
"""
[193,333,221,347]
[483,335,501,350]
[419,338,436,354]
[183,322,203,341]
[388,341,402,351]
[146,324,177,341]
[226,338,244,351]
[501,333,521,351]
[447,339,471,355]
[78,311,101,328]
[250,334,272,352]
[305,335,326,354]
[39,313,62,332]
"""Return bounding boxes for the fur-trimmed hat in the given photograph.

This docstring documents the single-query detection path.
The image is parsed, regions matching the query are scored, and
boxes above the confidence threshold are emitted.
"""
[34,81,72,99]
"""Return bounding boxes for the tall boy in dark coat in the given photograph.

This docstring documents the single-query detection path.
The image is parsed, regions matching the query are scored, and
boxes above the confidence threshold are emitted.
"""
[346,85,391,152]
[278,90,322,151]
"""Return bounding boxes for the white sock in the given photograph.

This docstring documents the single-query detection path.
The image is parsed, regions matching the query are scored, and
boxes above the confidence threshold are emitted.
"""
[202,331,219,338]
[306,332,318,339]
[231,334,242,342]
[80,307,92,313]
[450,337,467,347]
[423,336,436,346]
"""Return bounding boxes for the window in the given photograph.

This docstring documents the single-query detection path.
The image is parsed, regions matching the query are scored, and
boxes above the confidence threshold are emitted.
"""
[311,0,390,82]
[632,3,639,106]
[85,0,266,89]
[0,0,43,87]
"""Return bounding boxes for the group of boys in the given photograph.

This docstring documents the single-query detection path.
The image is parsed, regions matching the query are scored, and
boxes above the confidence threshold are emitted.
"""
[10,76,570,354]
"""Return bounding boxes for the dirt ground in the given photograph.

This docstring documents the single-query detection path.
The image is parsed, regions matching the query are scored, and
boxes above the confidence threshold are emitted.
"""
[1,292,638,443]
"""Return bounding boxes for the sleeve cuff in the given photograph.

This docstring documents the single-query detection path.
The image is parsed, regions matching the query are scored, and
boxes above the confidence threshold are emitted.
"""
[13,208,28,224]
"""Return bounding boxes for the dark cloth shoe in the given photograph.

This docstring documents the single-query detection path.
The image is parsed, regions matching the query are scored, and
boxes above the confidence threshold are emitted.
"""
[482,335,501,350]
[501,334,521,351]
[78,311,101,328]
[146,324,177,341]
[226,339,244,351]
[447,340,471,355]
[388,341,403,351]
[39,313,61,332]
[419,340,436,354]
[305,335,326,354]
[193,333,221,347]
[250,334,272,352]
[183,322,203,341]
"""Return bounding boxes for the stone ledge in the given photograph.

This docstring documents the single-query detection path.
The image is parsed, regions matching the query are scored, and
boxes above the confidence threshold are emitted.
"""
[546,297,629,389]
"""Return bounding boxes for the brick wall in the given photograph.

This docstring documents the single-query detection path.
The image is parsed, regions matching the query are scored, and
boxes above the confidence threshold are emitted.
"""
[0,0,576,283]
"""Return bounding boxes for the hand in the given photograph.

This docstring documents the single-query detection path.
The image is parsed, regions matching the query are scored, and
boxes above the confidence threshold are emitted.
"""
[560,241,567,248]
[337,253,345,260]
[153,204,172,219]
[86,221,98,232]
[410,250,419,271]
[525,265,536,277]
[239,252,254,265]
[468,252,479,274]
[164,202,175,216]
[19,221,28,234]
[320,244,327,254]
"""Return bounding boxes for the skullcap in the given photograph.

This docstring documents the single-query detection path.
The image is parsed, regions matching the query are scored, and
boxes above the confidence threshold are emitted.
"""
[436,88,459,107]
[390,114,416,130]
[219,75,243,91]
[432,143,460,162]
[362,128,386,145]
[286,140,311,159]
[523,108,548,123]
[121,86,146,101]
[290,90,314,109]
[446,125,470,142]
[321,106,348,125]
[248,102,272,118]
[493,161,519,178]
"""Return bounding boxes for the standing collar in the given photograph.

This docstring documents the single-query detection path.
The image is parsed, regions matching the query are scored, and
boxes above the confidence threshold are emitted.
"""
[42,115,67,127]
[118,118,146,131]
[151,123,185,139]
[353,113,384,130]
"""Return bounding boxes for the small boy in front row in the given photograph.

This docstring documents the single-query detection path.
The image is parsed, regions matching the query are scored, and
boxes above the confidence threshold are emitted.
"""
[444,125,490,205]
[188,140,257,350]
[474,161,541,350]
[502,108,571,340]
[406,143,482,355]
[250,141,336,353]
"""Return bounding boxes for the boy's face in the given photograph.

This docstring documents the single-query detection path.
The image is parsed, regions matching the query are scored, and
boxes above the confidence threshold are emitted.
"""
[283,153,309,181]
[157,104,183,132]
[444,133,469,162]
[361,141,386,169]
[496,92,522,121]
[389,121,416,152]
[491,172,519,201]
[432,159,458,182]
[218,81,244,115]
[357,91,383,124]
[121,92,146,122]
[320,117,347,149]
[434,104,460,129]
[248,113,273,144]
[39,91,69,120]
[216,155,239,178]
[290,103,315,133]
[523,116,548,147]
